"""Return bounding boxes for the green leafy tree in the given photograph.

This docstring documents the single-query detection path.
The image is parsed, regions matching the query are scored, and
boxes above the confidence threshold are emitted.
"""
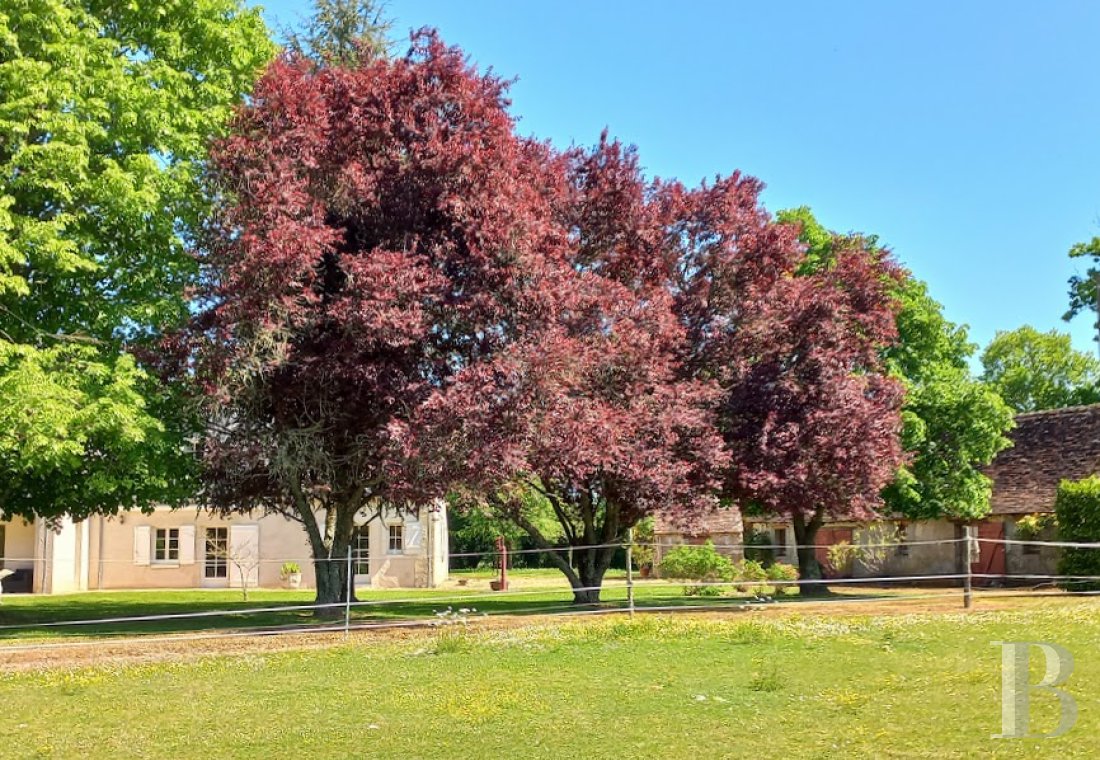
[1064,237,1100,347]
[0,1,272,520]
[778,208,1014,523]
[980,326,1100,413]
[285,0,391,66]
[448,486,564,569]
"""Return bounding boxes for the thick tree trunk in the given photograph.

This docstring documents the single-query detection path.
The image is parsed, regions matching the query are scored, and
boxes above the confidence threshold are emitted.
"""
[288,493,361,617]
[570,545,616,605]
[792,510,827,597]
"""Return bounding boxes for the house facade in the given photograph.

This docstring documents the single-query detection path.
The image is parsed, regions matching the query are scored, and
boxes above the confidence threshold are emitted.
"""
[0,504,448,594]
[656,404,1100,583]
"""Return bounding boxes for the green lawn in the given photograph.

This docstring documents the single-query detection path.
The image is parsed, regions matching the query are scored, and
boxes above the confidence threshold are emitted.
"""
[0,570,815,640]
[2,603,1100,757]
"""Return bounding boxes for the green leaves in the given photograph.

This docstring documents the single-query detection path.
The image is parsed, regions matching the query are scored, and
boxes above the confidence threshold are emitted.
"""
[1055,475,1100,590]
[0,1,273,520]
[780,207,1015,522]
[980,325,1100,413]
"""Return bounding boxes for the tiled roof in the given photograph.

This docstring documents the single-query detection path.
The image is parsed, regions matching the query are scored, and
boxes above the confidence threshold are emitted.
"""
[654,507,743,535]
[986,403,1100,515]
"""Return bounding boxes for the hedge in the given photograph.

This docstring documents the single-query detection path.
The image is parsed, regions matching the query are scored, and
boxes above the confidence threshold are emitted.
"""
[1055,475,1100,591]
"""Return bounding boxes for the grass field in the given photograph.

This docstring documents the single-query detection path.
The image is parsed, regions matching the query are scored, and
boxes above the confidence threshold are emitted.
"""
[1,601,1099,758]
[0,569,815,640]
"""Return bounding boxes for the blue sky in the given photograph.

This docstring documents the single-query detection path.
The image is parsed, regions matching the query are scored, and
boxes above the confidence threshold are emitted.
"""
[259,0,1100,360]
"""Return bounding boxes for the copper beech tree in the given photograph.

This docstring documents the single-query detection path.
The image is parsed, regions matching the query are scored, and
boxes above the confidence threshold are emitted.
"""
[668,172,906,587]
[193,31,906,606]
[191,33,563,606]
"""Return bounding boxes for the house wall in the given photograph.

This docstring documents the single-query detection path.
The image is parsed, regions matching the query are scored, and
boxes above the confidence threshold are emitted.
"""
[26,505,451,593]
[1003,519,1060,580]
[2,518,38,572]
[852,520,959,579]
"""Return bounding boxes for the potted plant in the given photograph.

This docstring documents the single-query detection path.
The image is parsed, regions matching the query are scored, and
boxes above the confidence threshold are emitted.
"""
[280,561,302,589]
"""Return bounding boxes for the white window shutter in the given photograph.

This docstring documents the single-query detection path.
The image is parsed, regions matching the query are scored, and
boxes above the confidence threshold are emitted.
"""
[133,526,151,566]
[179,525,196,565]
[404,521,423,554]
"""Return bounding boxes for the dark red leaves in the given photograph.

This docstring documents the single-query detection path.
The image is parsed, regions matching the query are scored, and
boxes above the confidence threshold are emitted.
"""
[193,29,906,533]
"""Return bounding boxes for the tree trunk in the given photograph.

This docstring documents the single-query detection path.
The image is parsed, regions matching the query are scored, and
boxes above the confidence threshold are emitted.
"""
[308,507,359,617]
[570,544,616,605]
[792,510,827,597]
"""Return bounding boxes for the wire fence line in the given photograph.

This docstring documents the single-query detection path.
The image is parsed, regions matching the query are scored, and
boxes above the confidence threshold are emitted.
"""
[2,534,1100,653]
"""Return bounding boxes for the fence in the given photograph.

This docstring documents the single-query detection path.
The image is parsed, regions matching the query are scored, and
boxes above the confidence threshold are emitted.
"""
[0,534,1097,654]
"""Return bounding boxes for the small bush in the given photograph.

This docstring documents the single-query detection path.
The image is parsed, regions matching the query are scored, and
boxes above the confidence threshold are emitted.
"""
[1056,476,1100,591]
[765,562,799,592]
[1015,512,1056,541]
[733,559,768,594]
[659,542,734,595]
[825,541,858,577]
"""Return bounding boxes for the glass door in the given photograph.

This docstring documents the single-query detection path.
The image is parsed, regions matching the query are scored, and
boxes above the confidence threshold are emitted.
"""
[202,527,229,588]
[353,526,371,587]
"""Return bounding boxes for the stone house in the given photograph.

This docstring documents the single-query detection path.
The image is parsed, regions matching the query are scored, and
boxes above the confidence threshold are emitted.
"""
[0,503,448,594]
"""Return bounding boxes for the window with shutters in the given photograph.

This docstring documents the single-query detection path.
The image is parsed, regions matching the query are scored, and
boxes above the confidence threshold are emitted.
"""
[154,528,180,563]
[387,524,403,554]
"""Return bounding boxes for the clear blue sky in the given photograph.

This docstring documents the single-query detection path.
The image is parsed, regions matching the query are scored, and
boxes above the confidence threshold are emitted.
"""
[259,0,1100,360]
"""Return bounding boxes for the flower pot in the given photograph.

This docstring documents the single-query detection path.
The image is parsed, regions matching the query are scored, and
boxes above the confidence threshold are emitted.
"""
[285,572,302,589]
[639,566,652,579]
[490,579,508,591]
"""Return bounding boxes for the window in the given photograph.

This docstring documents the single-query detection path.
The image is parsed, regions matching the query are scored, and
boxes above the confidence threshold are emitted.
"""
[896,524,910,557]
[773,528,787,557]
[154,528,180,563]
[354,527,370,574]
[204,527,228,578]
[388,524,404,554]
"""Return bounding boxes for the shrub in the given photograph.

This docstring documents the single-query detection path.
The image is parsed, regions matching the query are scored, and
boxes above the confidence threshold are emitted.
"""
[631,517,655,572]
[1015,512,1056,541]
[659,542,734,595]
[743,529,775,567]
[765,562,799,592]
[1056,476,1100,591]
[826,541,858,577]
[733,559,768,594]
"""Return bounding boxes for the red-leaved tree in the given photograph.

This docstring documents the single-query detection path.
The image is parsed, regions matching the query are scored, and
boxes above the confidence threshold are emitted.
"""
[190,32,563,607]
[402,137,729,604]
[671,174,907,588]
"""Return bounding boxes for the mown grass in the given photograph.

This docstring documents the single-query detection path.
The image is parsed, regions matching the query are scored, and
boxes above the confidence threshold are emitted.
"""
[0,570,811,640]
[3,604,1100,757]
